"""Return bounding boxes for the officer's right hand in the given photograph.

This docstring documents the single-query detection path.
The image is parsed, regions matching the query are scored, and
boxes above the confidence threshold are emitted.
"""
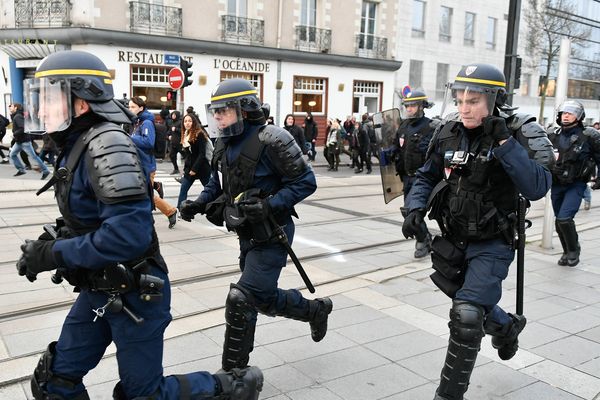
[17,254,37,282]
[179,200,206,222]
[402,209,425,239]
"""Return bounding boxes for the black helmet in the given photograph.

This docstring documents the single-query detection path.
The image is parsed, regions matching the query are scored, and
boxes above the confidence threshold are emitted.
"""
[452,63,508,108]
[401,89,433,119]
[556,99,585,127]
[208,78,263,137]
[23,50,132,134]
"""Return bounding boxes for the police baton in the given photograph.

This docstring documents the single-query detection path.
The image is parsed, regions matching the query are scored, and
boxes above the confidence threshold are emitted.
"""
[268,215,316,293]
[516,196,531,316]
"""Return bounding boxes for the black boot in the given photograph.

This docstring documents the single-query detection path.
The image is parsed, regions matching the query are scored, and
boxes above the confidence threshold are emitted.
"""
[490,314,527,361]
[556,219,580,266]
[555,220,568,266]
[214,367,264,400]
[270,292,333,342]
[435,301,485,400]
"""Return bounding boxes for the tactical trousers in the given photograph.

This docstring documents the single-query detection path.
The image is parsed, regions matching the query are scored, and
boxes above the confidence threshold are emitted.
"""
[454,238,515,327]
[551,181,587,219]
[48,265,218,399]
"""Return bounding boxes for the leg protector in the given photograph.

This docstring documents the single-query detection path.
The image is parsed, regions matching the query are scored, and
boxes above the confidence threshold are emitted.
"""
[222,284,258,371]
[488,314,527,361]
[556,219,580,266]
[268,291,333,342]
[32,342,90,400]
[214,366,264,400]
[435,300,485,400]
[555,220,568,266]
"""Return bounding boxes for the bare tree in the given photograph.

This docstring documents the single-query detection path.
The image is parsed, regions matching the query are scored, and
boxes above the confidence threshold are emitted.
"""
[524,0,590,123]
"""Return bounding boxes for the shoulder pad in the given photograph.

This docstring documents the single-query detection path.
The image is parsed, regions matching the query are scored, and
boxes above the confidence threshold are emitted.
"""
[583,127,600,139]
[429,117,442,131]
[441,112,460,124]
[516,121,555,170]
[85,125,148,204]
[258,125,308,178]
[507,113,536,131]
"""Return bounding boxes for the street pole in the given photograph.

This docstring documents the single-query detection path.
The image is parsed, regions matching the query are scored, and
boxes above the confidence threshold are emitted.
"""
[503,0,521,106]
[541,37,571,249]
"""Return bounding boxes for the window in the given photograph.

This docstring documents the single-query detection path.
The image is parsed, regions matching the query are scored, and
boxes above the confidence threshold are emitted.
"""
[225,0,248,35]
[293,76,327,114]
[487,17,497,49]
[131,65,175,110]
[353,81,382,114]
[464,12,475,46]
[220,71,262,100]
[301,0,316,27]
[412,0,426,38]
[227,0,247,17]
[435,63,449,100]
[359,1,378,50]
[439,6,452,42]
[520,73,530,96]
[409,60,423,89]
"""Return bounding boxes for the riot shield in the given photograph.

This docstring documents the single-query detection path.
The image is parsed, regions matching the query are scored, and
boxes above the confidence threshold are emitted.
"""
[373,108,403,204]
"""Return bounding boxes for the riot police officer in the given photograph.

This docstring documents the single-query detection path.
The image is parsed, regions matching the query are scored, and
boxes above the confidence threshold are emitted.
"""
[549,100,600,267]
[395,89,436,258]
[17,51,262,400]
[180,78,333,371]
[402,64,554,400]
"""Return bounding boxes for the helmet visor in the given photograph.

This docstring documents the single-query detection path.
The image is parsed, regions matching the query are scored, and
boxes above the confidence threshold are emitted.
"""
[400,100,425,119]
[441,83,497,128]
[207,101,244,137]
[558,102,584,120]
[23,77,72,135]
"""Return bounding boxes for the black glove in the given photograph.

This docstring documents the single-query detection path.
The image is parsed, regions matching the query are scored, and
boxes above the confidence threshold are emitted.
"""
[17,240,58,282]
[483,116,511,143]
[402,209,425,239]
[237,193,272,223]
[179,200,206,222]
[592,180,600,190]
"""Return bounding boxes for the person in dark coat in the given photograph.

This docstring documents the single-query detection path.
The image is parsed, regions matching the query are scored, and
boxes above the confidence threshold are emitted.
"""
[283,114,306,155]
[304,112,318,161]
[167,110,182,174]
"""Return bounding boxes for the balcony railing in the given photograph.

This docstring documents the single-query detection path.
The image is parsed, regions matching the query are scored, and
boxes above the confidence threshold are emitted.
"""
[14,0,70,28]
[355,34,388,59]
[221,15,264,46]
[129,1,182,37]
[295,25,331,53]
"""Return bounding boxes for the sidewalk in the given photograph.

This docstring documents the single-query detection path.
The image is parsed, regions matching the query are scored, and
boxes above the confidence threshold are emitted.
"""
[0,153,599,399]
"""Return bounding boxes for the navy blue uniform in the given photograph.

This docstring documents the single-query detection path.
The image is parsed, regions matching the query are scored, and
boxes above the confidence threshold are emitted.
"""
[199,122,317,309]
[407,117,551,326]
[47,128,217,399]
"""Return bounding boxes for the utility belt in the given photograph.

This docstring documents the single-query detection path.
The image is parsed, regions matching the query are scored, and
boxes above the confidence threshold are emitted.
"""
[430,235,467,298]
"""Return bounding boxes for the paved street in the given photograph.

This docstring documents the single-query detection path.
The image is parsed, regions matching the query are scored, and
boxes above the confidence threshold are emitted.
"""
[0,150,600,400]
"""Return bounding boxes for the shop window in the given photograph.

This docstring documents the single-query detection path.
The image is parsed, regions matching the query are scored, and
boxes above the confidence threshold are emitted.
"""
[131,65,175,110]
[293,76,327,114]
[352,80,382,114]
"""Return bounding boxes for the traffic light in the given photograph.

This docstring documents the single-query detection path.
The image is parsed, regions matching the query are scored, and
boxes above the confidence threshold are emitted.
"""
[514,56,522,89]
[166,90,177,101]
[180,57,193,88]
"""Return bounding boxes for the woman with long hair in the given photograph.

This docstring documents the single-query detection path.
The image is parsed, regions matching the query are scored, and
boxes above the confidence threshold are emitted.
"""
[177,113,213,209]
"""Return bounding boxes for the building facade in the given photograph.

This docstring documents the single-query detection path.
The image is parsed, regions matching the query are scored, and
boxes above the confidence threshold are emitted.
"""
[0,0,402,136]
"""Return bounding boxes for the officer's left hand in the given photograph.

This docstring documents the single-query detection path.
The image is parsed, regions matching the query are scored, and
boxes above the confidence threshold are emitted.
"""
[402,209,425,239]
[16,240,58,281]
[238,197,271,223]
[483,116,511,144]
[592,180,600,190]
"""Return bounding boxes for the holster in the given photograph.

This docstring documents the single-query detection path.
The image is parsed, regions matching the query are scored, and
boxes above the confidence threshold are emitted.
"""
[430,235,466,298]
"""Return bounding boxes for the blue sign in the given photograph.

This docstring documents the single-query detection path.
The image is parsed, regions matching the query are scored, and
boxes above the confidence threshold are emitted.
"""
[164,54,180,65]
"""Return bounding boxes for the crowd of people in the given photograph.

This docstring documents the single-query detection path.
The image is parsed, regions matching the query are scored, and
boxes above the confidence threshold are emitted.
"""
[6,48,600,400]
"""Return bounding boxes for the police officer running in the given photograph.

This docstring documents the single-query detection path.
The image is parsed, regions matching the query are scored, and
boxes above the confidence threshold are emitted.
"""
[402,64,554,400]
[180,78,333,371]
[548,100,600,267]
[395,89,436,258]
[16,51,262,400]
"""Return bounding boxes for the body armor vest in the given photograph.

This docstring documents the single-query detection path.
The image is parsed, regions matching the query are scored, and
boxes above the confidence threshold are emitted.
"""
[548,127,596,185]
[401,117,432,175]
[434,121,518,241]
[51,126,161,268]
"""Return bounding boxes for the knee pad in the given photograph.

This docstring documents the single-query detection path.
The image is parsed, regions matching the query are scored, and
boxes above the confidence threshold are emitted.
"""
[32,342,89,400]
[226,284,255,312]
[449,300,485,343]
